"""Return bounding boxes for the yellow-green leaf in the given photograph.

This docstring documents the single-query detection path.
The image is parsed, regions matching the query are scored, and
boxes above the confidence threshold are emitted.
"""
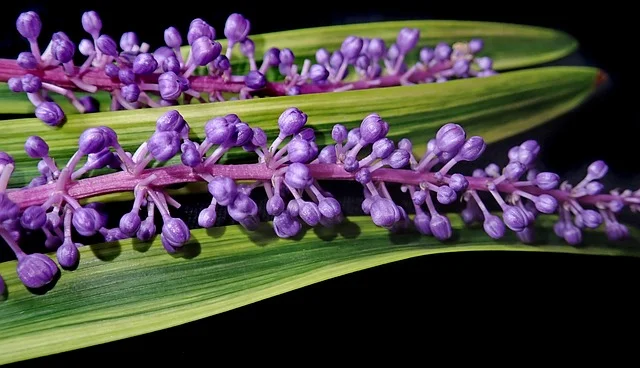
[0,214,637,365]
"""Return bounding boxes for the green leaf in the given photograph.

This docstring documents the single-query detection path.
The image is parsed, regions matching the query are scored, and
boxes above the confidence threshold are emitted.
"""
[188,19,578,76]
[0,66,602,188]
[0,19,577,116]
[0,214,637,364]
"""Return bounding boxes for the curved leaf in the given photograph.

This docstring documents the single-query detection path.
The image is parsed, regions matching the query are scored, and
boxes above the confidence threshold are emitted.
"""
[0,19,577,115]
[1,66,602,188]
[0,214,637,364]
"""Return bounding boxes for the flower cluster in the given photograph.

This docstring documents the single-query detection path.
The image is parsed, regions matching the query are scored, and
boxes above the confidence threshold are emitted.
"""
[0,107,636,296]
[1,10,496,125]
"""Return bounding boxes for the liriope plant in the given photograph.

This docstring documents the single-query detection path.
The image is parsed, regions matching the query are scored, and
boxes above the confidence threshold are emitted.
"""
[0,10,578,125]
[0,8,633,366]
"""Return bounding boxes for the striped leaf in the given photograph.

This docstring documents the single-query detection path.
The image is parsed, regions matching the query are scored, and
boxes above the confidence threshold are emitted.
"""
[1,66,602,188]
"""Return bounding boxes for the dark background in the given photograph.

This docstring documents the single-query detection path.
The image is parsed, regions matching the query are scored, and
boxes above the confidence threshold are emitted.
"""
[1,1,639,363]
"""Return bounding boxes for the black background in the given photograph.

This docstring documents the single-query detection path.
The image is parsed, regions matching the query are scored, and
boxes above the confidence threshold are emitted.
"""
[1,1,639,364]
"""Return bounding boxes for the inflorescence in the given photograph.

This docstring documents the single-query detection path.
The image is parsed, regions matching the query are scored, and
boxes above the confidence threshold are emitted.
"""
[0,107,636,295]
[2,10,496,126]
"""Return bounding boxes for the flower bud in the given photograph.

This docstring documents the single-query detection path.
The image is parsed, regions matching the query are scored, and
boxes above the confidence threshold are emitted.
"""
[17,52,37,69]
[483,215,505,239]
[309,64,329,82]
[355,167,371,184]
[35,102,65,126]
[435,123,466,153]
[121,84,140,103]
[503,161,526,181]
[78,127,108,154]
[318,145,337,164]
[469,38,484,53]
[587,160,608,179]
[457,136,485,161]
[535,194,558,214]
[228,193,258,222]
[162,218,190,248]
[585,181,604,195]
[372,138,394,159]
[20,74,41,94]
[434,42,451,60]
[386,44,399,61]
[180,141,201,167]
[535,172,559,190]
[104,63,119,78]
[137,219,156,242]
[329,51,343,69]
[164,27,182,48]
[419,47,434,64]
[57,240,80,269]
[205,117,235,144]
[448,173,469,192]
[414,212,432,235]
[225,13,251,43]
[318,197,341,219]
[476,57,493,71]
[273,212,301,238]
[370,197,401,228]
[285,162,312,189]
[502,206,528,232]
[72,207,100,236]
[191,37,222,66]
[81,11,102,38]
[437,185,457,204]
[187,18,214,45]
[8,77,23,92]
[452,59,469,77]
[158,72,182,100]
[24,135,49,158]
[278,107,307,136]
[120,212,142,236]
[396,28,420,54]
[132,53,158,75]
[118,32,138,52]
[16,11,42,40]
[17,254,58,289]
[148,131,180,161]
[367,38,386,59]
[96,35,118,57]
[208,176,238,206]
[359,114,385,143]
[279,48,295,66]
[340,36,363,61]
[245,71,266,89]
[20,205,47,230]
[563,224,582,245]
[298,200,321,226]
[430,214,453,241]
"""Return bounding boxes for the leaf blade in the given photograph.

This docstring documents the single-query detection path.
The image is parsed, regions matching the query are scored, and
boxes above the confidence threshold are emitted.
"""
[1,66,601,188]
[0,214,637,364]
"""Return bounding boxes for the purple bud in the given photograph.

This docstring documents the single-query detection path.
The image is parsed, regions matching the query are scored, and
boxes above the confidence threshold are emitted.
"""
[78,127,109,154]
[483,215,505,239]
[180,141,201,167]
[386,44,399,61]
[412,190,427,205]
[476,57,493,71]
[240,38,255,57]
[387,149,410,168]
[435,123,466,153]
[24,135,49,158]
[213,55,230,71]
[264,47,281,67]
[267,195,285,216]
[285,162,312,189]
[196,207,216,228]
[396,27,420,55]
[582,210,603,228]
[286,137,314,163]
[81,11,102,38]
[355,167,371,184]
[17,52,37,69]
[116,69,134,85]
[208,176,238,206]
[156,110,186,133]
[20,205,47,230]
[228,193,258,222]
[318,197,341,219]
[606,222,629,241]
[587,160,608,179]
[121,84,140,103]
[279,48,295,66]
[232,122,253,147]
[21,74,41,93]
[370,197,400,228]
[309,64,329,82]
[278,107,308,136]
[57,240,80,269]
[187,19,214,45]
[419,47,434,64]
[96,35,118,57]
[437,185,457,204]
[205,117,235,144]
[504,161,526,181]
[535,172,559,190]
[164,27,182,48]
[119,32,138,52]
[340,36,363,61]
[502,206,528,232]
[17,253,58,289]
[273,212,301,238]
[367,38,386,58]
[287,198,299,217]
[298,200,321,226]
[585,181,604,195]
[448,173,468,192]
[72,208,100,236]
[563,224,582,245]
[245,70,266,89]
[469,39,484,53]
[16,11,42,40]
[359,114,385,143]
[457,136,485,161]
[372,138,394,159]
[430,214,453,241]
[318,145,337,164]
[224,13,251,43]
[247,127,266,148]
[119,212,141,236]
[452,59,470,76]
[191,37,222,66]
[136,219,156,241]
[35,102,65,126]
[315,48,330,64]
[132,53,158,75]
[414,212,432,235]
[434,43,451,61]
[162,218,190,248]
[158,72,182,100]
[8,77,23,92]
[535,194,558,214]
[331,124,348,143]
[342,155,358,173]
[148,131,180,161]
[104,63,119,79]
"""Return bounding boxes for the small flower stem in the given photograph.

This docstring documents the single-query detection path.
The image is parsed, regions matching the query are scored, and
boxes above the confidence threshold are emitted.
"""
[0,227,25,260]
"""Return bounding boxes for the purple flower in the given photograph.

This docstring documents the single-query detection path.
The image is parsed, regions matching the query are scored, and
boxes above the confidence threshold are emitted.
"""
[120,212,142,236]
[158,72,182,101]
[120,32,139,52]
[285,162,312,189]
[278,107,308,137]
[340,36,363,61]
[148,131,180,161]
[367,38,386,59]
[133,53,158,75]
[224,13,251,43]
[469,39,484,53]
[245,71,266,89]
[17,254,58,289]
[191,37,222,66]
[56,240,80,269]
[430,214,453,241]
[20,205,47,230]
[81,11,102,38]
[22,74,41,93]
[162,218,191,248]
[16,11,42,40]
[96,35,118,57]
[17,52,37,69]
[309,64,329,82]
[198,207,217,228]
[187,18,214,45]
[35,102,65,126]
[435,123,466,153]
[121,84,140,103]
[273,212,301,238]
[24,136,49,158]
[396,28,420,54]
[164,27,182,48]
[208,176,238,206]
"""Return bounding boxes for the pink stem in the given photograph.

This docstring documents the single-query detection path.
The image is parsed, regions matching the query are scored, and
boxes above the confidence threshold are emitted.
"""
[6,163,623,211]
